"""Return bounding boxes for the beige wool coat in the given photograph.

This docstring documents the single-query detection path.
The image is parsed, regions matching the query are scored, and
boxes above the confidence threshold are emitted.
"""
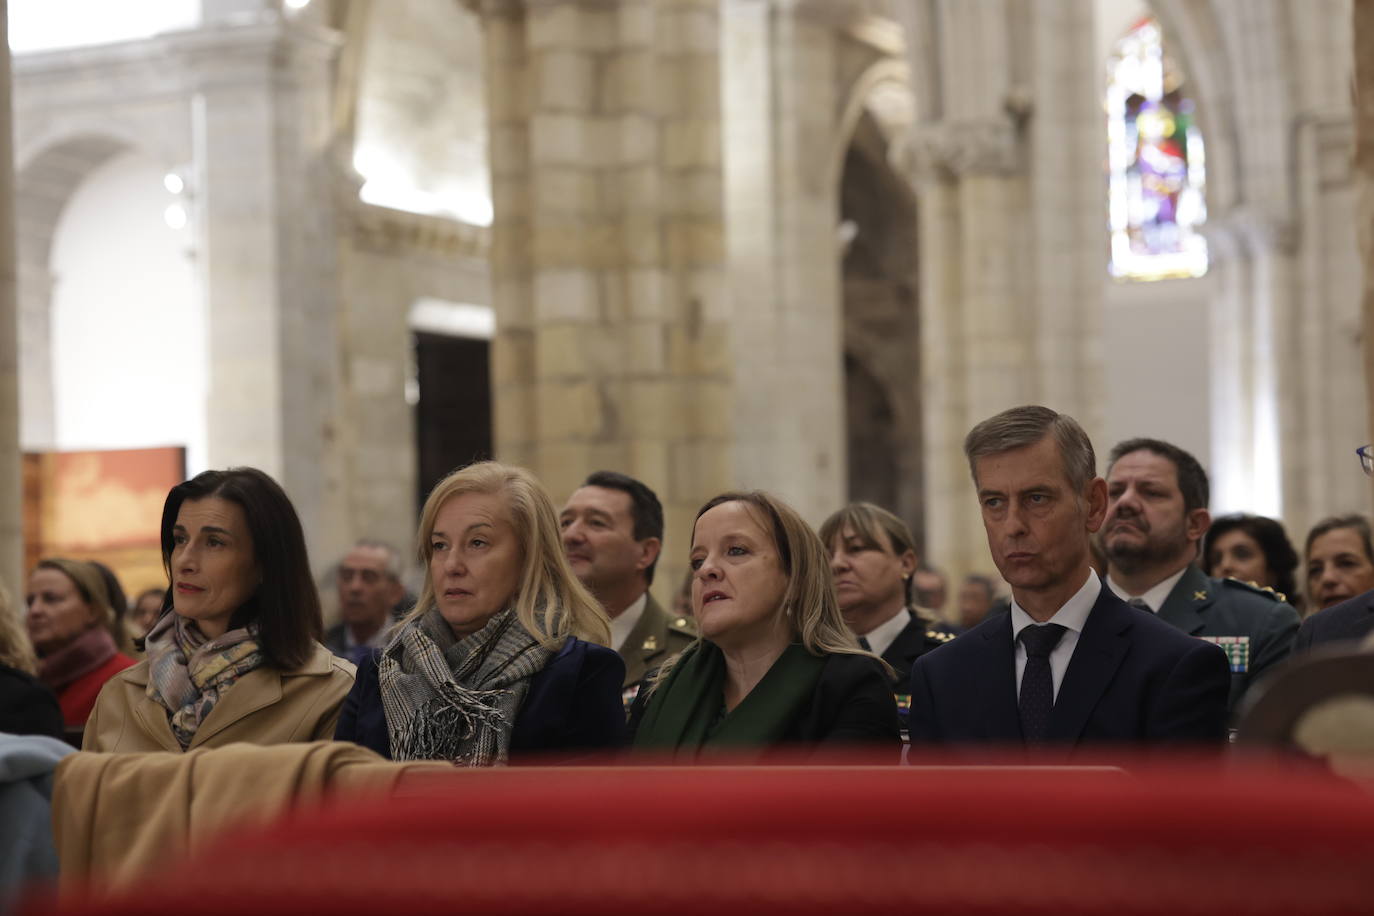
[82,643,355,753]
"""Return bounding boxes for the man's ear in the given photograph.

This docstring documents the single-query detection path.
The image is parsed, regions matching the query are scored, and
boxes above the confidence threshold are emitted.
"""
[1084,477,1109,532]
[1186,508,1212,547]
[637,537,663,573]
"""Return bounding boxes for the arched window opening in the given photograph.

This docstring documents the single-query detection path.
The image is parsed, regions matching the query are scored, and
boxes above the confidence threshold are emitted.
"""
[1106,16,1207,281]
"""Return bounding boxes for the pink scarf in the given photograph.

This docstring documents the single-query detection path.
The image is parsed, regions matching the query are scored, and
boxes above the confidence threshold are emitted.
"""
[37,626,117,691]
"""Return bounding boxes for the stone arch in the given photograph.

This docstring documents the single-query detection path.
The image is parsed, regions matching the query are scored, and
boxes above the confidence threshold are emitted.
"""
[838,106,923,544]
[14,132,153,447]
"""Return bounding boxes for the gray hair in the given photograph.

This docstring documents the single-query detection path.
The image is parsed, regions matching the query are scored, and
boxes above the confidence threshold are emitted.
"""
[963,405,1097,494]
[350,539,404,581]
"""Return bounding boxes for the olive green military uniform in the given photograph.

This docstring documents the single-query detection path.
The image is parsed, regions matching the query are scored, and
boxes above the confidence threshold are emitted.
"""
[1156,565,1300,718]
[618,593,696,712]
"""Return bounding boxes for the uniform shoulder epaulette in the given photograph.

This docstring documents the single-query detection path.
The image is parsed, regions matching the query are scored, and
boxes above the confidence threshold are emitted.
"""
[1220,577,1286,604]
[668,615,698,636]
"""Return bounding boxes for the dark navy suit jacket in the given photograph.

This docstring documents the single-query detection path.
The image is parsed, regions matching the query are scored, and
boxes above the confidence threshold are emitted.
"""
[907,585,1230,748]
[335,637,627,762]
[1295,589,1374,651]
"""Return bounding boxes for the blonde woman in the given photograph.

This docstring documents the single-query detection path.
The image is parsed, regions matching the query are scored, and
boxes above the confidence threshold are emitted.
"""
[25,559,136,729]
[0,578,65,740]
[631,492,900,758]
[335,462,625,765]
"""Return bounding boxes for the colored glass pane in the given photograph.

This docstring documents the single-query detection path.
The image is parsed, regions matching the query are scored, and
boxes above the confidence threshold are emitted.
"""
[1106,17,1207,281]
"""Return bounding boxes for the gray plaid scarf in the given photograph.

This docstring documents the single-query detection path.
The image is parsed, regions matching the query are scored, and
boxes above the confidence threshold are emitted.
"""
[378,606,555,766]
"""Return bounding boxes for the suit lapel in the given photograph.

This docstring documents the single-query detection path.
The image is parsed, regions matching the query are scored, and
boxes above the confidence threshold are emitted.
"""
[1049,590,1131,742]
[1156,565,1212,635]
[188,667,283,749]
[975,613,1023,741]
[880,613,922,670]
[620,594,668,686]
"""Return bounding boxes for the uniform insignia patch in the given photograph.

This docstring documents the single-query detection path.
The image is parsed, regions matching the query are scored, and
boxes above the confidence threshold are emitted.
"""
[1199,635,1249,673]
[925,630,954,642]
[1193,590,1208,601]
[622,683,641,713]
[642,635,659,652]
[894,693,911,713]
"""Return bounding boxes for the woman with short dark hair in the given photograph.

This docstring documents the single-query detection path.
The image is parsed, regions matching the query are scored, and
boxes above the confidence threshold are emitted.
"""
[83,468,354,752]
[1203,514,1301,608]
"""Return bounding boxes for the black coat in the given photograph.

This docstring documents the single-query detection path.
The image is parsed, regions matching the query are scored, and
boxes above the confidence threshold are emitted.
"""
[880,613,960,690]
[1295,589,1374,650]
[908,586,1230,750]
[335,637,627,762]
[0,664,66,741]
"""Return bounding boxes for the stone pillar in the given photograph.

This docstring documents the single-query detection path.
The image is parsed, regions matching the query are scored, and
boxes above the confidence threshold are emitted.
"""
[721,0,846,524]
[0,0,19,594]
[1358,0,1374,498]
[477,0,732,597]
[183,9,349,577]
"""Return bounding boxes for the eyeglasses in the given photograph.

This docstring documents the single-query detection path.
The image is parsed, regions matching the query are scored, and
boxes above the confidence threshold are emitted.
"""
[1358,445,1374,477]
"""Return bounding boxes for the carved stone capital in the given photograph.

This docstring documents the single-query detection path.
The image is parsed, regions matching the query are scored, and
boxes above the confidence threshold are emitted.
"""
[907,117,1021,180]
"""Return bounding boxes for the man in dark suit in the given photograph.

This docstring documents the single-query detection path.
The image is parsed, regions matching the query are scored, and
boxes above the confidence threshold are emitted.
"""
[907,406,1230,751]
[560,471,695,711]
[323,540,406,665]
[1296,591,1374,650]
[1100,438,1300,716]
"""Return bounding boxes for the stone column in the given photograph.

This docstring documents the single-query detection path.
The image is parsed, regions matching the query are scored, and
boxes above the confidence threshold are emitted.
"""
[477,0,732,596]
[182,8,349,577]
[1358,0,1374,499]
[721,0,847,524]
[0,0,19,594]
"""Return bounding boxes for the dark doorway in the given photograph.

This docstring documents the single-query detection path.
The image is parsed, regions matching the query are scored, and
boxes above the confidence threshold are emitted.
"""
[413,332,492,512]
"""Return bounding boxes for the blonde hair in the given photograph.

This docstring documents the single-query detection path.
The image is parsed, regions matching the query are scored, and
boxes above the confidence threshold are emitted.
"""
[818,501,920,607]
[655,491,887,687]
[404,461,611,648]
[0,578,38,675]
[35,558,116,633]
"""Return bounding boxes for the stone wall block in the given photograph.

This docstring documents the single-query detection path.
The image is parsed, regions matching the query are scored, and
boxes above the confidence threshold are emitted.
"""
[528,5,617,53]
[534,50,595,112]
[536,440,593,498]
[608,113,660,166]
[529,112,590,165]
[626,377,674,438]
[531,219,621,268]
[602,50,658,114]
[628,437,672,500]
[534,323,590,379]
[620,214,664,265]
[533,267,599,322]
[665,219,724,266]
[531,167,598,216]
[626,267,666,320]
[626,321,668,374]
[600,164,661,215]
[490,330,535,387]
[657,8,717,55]
[661,118,721,170]
[488,125,530,177]
[536,377,600,440]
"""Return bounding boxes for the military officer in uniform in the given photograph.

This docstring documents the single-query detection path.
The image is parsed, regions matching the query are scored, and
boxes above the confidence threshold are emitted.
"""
[818,503,959,711]
[1101,438,1300,717]
[560,471,695,711]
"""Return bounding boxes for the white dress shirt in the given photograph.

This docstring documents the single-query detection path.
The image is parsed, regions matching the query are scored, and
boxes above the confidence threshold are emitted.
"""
[1010,571,1101,702]
[857,605,912,658]
[610,591,649,653]
[1106,566,1188,614]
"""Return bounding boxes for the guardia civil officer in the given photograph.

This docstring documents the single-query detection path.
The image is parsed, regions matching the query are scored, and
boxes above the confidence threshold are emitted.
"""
[1101,438,1300,719]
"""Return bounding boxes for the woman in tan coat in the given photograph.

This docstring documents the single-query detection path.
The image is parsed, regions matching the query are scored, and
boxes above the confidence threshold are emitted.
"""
[84,468,354,753]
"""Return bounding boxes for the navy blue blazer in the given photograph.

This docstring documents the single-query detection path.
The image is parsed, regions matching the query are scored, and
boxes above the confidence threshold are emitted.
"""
[908,585,1230,749]
[1295,589,1374,651]
[335,637,627,762]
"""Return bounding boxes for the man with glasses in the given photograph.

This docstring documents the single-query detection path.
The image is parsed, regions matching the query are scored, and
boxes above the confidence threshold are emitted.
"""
[324,540,407,665]
[1295,447,1374,649]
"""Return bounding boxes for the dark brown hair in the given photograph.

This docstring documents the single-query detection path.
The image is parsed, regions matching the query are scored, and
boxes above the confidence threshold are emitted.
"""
[159,467,321,670]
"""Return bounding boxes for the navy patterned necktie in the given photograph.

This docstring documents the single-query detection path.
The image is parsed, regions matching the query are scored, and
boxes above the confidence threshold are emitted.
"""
[1018,623,1067,745]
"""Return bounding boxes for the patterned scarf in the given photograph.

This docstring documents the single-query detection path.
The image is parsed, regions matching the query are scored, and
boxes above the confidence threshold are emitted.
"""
[37,625,118,691]
[378,606,556,766]
[143,612,265,750]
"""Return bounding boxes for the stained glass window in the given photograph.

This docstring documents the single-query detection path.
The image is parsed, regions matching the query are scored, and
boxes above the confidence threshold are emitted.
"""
[1106,17,1207,281]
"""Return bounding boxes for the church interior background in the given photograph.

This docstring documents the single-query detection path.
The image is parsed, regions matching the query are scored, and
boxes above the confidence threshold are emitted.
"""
[2,0,1373,622]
